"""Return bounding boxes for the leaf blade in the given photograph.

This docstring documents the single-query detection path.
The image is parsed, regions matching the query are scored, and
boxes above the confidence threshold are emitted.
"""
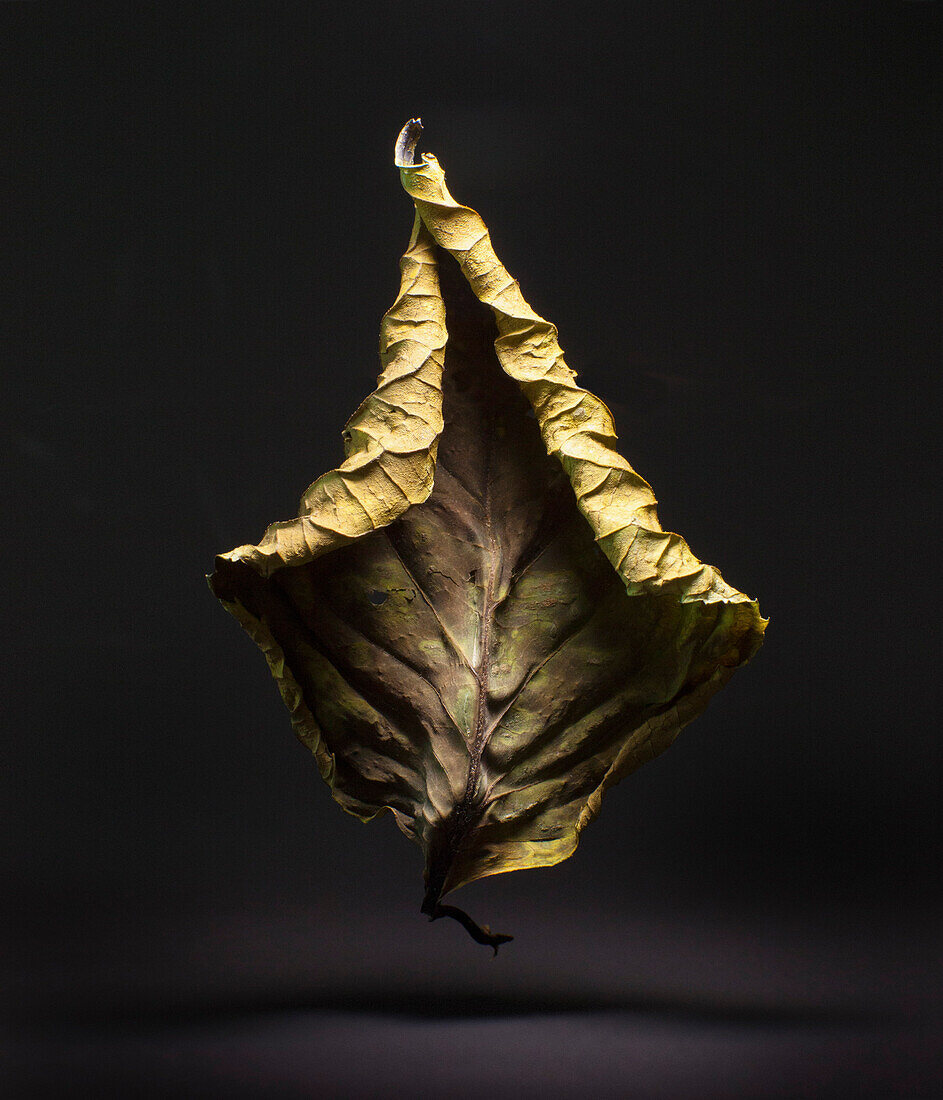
[209,136,766,941]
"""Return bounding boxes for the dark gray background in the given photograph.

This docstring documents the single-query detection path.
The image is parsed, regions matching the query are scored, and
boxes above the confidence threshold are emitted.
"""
[4,5,940,1096]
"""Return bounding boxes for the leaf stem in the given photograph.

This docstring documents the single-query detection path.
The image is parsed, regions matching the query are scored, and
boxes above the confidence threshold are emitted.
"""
[421,893,514,956]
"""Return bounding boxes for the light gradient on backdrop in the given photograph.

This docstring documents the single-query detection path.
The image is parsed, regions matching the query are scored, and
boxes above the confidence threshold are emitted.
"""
[3,4,939,1096]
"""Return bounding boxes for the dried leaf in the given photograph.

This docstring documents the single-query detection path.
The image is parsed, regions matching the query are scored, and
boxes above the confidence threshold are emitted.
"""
[209,122,766,950]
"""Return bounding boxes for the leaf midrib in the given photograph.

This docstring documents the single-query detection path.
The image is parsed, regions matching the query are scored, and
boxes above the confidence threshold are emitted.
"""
[452,410,497,842]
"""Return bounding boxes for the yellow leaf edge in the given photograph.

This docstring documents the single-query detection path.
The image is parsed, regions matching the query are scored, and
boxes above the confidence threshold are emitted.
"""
[402,153,765,612]
[214,211,448,578]
[208,144,767,880]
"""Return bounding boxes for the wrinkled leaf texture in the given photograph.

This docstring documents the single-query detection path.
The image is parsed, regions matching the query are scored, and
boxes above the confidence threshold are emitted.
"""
[209,126,766,947]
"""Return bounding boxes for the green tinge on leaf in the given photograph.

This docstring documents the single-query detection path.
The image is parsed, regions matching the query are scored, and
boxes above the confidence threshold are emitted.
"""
[209,130,766,946]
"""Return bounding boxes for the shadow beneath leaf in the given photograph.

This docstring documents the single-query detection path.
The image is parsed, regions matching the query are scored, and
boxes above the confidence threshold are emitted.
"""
[22,986,900,1032]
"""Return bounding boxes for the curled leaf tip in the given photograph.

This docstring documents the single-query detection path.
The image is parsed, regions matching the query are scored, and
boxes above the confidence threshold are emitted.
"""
[395,118,423,167]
